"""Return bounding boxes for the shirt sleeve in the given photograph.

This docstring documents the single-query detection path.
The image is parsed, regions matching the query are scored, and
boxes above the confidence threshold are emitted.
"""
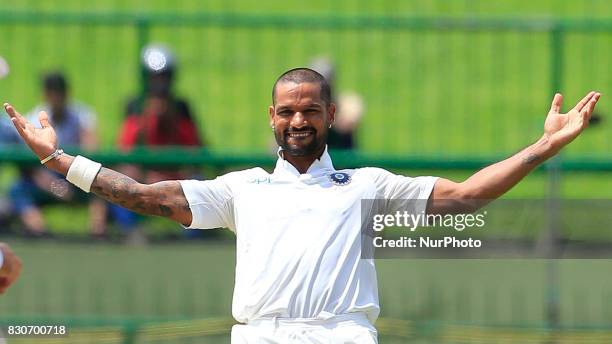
[365,167,438,215]
[179,177,235,232]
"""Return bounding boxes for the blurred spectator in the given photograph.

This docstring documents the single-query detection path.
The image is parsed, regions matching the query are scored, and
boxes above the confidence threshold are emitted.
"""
[0,118,20,227]
[120,45,201,156]
[0,117,19,144]
[109,44,203,242]
[8,72,106,237]
[309,57,365,150]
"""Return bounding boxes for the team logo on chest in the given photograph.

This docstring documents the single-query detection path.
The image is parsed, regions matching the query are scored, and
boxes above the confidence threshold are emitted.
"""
[329,172,351,186]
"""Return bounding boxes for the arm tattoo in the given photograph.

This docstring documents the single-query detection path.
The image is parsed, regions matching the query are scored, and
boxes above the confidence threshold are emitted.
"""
[89,167,190,219]
[523,153,540,165]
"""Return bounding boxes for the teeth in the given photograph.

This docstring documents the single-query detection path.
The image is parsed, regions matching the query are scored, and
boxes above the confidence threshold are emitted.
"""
[289,132,311,137]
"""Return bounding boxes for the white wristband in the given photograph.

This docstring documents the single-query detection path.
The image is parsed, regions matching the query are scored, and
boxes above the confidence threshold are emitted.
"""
[0,249,4,270]
[66,155,102,193]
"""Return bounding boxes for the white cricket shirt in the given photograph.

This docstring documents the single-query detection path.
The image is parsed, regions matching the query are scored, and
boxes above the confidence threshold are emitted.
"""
[180,147,437,324]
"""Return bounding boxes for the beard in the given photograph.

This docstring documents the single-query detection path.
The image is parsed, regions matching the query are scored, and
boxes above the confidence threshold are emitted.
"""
[275,127,328,157]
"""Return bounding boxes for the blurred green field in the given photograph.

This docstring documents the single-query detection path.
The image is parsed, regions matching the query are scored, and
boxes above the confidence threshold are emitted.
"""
[2,240,612,343]
[0,0,609,156]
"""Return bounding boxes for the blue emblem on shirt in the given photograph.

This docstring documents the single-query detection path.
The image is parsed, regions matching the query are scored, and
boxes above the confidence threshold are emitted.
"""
[329,172,351,186]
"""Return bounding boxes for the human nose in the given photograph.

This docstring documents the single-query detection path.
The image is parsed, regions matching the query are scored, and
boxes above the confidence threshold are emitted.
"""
[290,111,307,128]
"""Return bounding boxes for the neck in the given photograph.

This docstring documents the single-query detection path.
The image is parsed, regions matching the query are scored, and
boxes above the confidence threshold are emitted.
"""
[282,145,326,174]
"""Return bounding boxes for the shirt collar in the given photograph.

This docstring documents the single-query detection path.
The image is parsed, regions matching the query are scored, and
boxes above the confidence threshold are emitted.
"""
[273,145,335,178]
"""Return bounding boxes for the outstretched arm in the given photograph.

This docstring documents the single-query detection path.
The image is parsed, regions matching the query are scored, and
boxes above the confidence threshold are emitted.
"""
[90,167,191,225]
[429,91,601,214]
[3,103,192,226]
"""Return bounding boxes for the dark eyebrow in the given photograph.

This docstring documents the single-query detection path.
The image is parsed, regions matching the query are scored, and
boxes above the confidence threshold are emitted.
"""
[276,103,322,112]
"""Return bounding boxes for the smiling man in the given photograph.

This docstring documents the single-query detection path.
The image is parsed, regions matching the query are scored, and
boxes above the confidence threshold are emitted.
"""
[271,70,335,169]
[3,68,600,343]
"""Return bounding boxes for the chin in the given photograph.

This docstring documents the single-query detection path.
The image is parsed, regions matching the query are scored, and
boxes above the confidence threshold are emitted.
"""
[284,146,309,157]
[282,141,326,158]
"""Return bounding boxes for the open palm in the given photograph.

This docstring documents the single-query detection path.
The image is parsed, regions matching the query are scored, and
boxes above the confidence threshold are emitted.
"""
[4,103,57,160]
[544,91,600,151]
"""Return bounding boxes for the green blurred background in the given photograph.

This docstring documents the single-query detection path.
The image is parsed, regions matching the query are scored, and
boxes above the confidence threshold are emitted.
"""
[0,0,612,343]
[0,0,610,156]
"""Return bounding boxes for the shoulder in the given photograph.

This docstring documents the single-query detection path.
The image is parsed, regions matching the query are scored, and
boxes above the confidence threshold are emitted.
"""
[65,102,96,129]
[68,102,95,119]
[173,98,194,120]
[125,97,142,116]
[356,167,437,184]
[180,168,269,198]
[26,104,47,121]
[219,167,270,184]
[354,167,395,181]
[352,167,420,194]
[184,168,270,187]
[344,167,395,191]
[174,98,191,111]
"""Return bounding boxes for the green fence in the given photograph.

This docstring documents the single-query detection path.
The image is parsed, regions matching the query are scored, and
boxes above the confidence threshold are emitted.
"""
[0,10,610,157]
[3,243,612,344]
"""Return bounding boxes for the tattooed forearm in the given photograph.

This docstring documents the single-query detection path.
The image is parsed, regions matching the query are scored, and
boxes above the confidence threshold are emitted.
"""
[90,168,140,209]
[89,167,191,224]
[523,153,540,165]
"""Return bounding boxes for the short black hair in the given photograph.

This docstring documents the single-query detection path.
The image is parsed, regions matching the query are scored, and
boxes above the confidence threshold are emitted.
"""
[272,68,331,105]
[43,72,68,93]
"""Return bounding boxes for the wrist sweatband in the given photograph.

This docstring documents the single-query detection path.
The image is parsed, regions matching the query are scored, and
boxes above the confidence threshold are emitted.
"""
[66,155,102,193]
[0,249,4,270]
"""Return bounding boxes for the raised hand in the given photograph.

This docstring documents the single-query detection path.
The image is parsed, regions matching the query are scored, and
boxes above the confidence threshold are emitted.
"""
[544,91,601,153]
[4,103,192,225]
[4,103,57,160]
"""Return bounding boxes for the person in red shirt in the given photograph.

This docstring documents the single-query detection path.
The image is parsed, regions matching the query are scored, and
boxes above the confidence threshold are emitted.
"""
[110,45,204,242]
[119,97,200,148]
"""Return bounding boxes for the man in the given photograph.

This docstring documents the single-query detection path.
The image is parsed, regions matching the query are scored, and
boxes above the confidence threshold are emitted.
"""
[120,44,201,153]
[8,72,105,237]
[109,45,202,241]
[0,243,22,294]
[4,68,600,343]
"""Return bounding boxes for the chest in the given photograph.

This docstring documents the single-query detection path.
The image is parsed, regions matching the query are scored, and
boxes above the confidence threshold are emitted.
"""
[238,176,374,220]
[232,175,376,257]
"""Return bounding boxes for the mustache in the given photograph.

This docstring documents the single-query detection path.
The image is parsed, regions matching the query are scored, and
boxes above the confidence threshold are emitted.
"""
[284,127,316,134]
